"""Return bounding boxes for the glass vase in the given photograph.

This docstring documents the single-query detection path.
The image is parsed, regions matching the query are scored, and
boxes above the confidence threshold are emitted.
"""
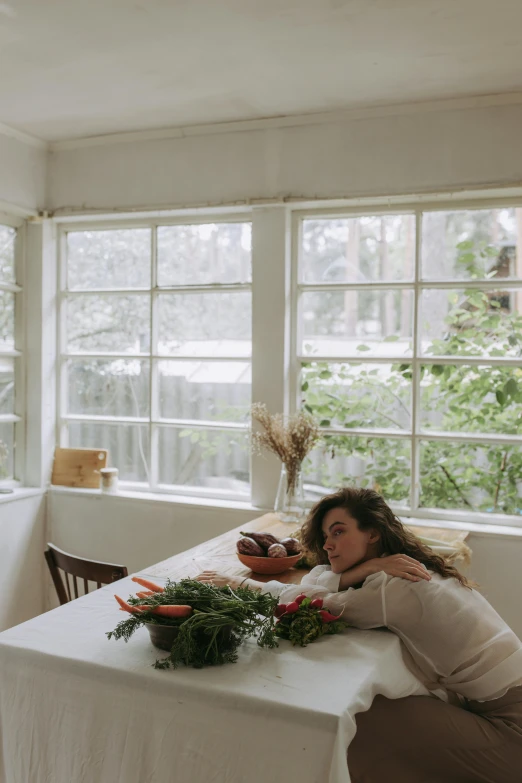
[274,464,306,524]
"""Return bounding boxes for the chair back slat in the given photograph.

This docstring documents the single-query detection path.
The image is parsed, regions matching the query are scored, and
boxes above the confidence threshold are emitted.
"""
[45,543,128,606]
[44,549,68,605]
[65,573,72,602]
[83,578,89,595]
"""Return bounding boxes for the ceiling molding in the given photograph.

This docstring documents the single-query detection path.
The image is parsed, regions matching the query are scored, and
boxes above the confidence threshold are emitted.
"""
[48,91,522,152]
[0,121,48,150]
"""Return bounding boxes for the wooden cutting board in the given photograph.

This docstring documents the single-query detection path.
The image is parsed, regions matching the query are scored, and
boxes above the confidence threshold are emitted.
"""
[51,447,108,489]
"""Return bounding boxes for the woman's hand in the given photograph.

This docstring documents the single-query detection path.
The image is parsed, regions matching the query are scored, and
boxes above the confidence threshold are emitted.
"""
[195,570,244,589]
[369,554,432,582]
[195,570,265,591]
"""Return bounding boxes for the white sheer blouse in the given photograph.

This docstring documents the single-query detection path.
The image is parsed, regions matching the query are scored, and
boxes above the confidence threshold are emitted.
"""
[261,566,522,702]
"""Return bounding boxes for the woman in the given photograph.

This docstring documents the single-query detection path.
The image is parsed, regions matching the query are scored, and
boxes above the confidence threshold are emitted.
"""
[198,487,522,782]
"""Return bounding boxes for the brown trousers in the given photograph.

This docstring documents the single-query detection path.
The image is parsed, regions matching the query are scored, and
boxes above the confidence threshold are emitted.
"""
[348,686,522,783]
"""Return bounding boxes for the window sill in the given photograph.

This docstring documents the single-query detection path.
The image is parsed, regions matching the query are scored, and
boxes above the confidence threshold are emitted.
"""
[47,485,265,514]
[0,487,46,505]
[46,486,522,540]
[403,516,522,541]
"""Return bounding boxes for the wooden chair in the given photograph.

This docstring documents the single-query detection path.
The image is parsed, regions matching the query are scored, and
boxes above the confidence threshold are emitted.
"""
[45,543,128,605]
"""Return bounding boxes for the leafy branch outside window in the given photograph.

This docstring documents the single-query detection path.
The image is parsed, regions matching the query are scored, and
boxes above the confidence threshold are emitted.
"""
[302,241,522,515]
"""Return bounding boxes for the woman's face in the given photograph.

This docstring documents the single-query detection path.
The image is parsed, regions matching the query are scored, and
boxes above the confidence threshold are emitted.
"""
[321,506,379,574]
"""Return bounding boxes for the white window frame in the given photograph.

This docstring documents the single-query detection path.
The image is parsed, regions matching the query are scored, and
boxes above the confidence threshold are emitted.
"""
[56,210,253,501]
[0,212,25,486]
[291,194,522,529]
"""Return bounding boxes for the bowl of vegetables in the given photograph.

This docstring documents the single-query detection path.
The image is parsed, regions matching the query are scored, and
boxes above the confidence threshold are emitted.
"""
[108,576,278,669]
[236,531,302,575]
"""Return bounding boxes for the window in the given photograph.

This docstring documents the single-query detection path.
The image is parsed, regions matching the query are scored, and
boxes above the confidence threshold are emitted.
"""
[295,206,522,522]
[58,218,252,499]
[0,218,23,483]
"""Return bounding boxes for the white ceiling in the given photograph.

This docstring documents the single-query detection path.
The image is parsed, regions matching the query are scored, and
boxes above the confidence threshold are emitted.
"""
[1,0,522,142]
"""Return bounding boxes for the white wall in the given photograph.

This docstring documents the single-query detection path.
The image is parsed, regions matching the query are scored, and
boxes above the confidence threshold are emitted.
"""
[0,492,47,631]
[0,130,46,213]
[464,534,522,638]
[48,99,522,213]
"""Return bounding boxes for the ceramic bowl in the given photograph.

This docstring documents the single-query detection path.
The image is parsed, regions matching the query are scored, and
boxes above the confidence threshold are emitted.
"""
[145,622,180,651]
[236,552,301,575]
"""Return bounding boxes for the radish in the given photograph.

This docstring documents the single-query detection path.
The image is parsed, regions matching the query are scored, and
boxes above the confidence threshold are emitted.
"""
[285,601,299,614]
[295,594,307,605]
[319,609,340,623]
[310,598,324,609]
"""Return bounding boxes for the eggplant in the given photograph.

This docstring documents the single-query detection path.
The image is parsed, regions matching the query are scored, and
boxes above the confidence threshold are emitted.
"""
[267,543,288,558]
[279,537,302,555]
[236,536,264,556]
[239,531,280,552]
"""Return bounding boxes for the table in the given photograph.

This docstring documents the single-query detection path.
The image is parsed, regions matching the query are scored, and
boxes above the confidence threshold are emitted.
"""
[139,511,470,582]
[0,513,441,783]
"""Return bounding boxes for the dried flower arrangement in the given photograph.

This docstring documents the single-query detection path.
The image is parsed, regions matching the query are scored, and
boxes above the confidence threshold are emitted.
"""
[250,403,321,499]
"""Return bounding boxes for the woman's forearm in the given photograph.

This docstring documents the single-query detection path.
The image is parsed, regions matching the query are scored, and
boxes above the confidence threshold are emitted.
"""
[244,566,375,594]
[338,560,377,590]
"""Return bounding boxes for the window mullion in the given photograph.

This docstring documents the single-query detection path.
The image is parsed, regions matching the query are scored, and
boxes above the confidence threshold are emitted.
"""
[251,205,289,508]
[13,223,25,483]
[149,226,159,490]
[58,230,69,449]
[410,210,422,513]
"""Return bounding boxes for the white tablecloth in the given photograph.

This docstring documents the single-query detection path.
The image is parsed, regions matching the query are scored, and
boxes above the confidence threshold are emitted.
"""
[0,575,428,783]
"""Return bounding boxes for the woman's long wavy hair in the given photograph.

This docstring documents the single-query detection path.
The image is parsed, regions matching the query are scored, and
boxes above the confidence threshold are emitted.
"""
[301,487,473,588]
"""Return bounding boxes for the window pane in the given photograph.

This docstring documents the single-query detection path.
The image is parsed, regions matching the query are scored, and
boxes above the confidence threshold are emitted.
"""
[422,208,519,280]
[158,427,249,495]
[158,292,251,357]
[66,294,150,353]
[158,223,251,286]
[301,361,411,430]
[420,364,522,435]
[303,436,410,505]
[421,288,522,357]
[301,290,413,358]
[67,229,151,290]
[0,225,16,284]
[68,422,150,483]
[420,440,522,515]
[302,215,415,283]
[159,360,250,422]
[0,291,15,351]
[0,422,14,479]
[0,358,14,414]
[66,358,150,418]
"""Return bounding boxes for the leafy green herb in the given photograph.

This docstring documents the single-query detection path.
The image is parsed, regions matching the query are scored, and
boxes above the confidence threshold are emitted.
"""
[107,578,279,669]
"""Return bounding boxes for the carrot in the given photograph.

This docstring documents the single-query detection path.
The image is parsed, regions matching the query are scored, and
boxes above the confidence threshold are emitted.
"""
[114,595,150,614]
[150,605,192,618]
[136,590,155,599]
[131,576,164,593]
[119,607,150,613]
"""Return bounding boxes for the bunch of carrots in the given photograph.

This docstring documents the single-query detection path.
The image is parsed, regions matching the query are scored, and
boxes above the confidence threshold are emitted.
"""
[107,577,279,669]
[114,576,193,619]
